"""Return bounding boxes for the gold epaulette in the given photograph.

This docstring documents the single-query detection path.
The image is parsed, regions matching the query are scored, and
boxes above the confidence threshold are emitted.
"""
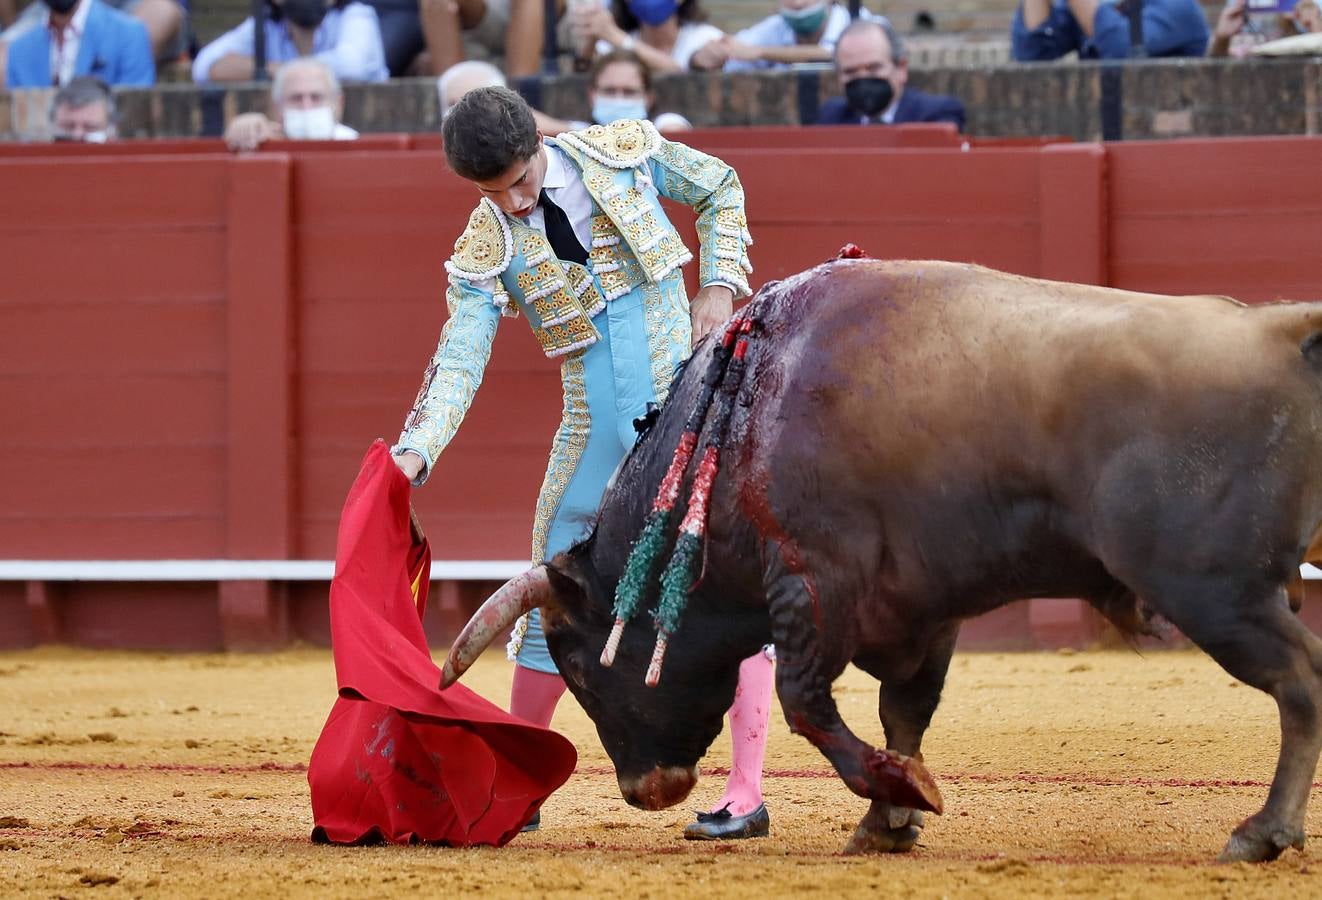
[445,198,513,281]
[556,119,662,170]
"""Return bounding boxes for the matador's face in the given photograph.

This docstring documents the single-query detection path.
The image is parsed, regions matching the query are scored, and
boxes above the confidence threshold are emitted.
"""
[472,140,548,220]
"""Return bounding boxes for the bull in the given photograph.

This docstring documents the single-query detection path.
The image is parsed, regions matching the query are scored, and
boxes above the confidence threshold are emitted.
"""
[442,258,1322,862]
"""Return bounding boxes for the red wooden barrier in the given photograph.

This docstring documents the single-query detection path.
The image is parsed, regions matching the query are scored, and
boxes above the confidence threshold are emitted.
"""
[681,123,962,151]
[0,135,414,157]
[4,134,1322,650]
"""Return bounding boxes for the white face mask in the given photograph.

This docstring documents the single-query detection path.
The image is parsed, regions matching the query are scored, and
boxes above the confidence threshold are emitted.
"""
[283,105,337,140]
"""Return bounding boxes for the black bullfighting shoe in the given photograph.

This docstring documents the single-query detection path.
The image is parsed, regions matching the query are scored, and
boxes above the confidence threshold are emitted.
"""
[682,803,770,840]
[520,810,541,833]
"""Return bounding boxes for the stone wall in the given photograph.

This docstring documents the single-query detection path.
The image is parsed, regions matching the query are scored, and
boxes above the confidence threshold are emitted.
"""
[4,56,1321,142]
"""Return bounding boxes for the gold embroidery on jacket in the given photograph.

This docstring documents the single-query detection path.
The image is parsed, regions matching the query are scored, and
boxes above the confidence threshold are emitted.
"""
[530,353,590,562]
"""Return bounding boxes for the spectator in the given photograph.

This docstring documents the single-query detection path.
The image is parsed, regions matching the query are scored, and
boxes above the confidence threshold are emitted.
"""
[815,18,964,129]
[437,58,580,132]
[716,0,879,72]
[589,48,691,131]
[1209,0,1320,56]
[223,56,358,150]
[193,0,388,84]
[49,73,116,140]
[360,0,491,77]
[1012,0,1210,60]
[1,0,182,65]
[571,0,725,72]
[4,0,154,88]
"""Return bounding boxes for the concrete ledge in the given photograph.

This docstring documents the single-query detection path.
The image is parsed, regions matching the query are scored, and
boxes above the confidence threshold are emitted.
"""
[4,56,1321,142]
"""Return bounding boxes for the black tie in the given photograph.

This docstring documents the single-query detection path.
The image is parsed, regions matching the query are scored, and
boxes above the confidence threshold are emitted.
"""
[538,189,588,266]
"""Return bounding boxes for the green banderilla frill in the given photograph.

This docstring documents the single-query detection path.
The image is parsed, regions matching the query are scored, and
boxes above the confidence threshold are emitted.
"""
[613,508,671,624]
[655,529,703,637]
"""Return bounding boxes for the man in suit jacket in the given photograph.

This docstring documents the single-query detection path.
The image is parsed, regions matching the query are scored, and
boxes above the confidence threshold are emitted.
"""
[814,18,964,131]
[5,0,154,89]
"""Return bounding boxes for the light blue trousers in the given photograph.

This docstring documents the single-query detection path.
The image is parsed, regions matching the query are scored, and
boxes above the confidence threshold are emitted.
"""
[517,282,690,673]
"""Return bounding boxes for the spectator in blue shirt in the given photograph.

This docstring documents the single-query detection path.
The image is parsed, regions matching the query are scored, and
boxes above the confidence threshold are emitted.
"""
[1012,0,1210,60]
[4,0,154,88]
[1,0,182,66]
[193,0,388,84]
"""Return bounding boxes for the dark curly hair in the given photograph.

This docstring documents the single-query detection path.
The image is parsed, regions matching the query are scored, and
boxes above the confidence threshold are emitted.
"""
[441,86,540,182]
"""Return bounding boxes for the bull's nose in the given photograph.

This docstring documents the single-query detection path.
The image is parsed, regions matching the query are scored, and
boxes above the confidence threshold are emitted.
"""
[618,765,698,810]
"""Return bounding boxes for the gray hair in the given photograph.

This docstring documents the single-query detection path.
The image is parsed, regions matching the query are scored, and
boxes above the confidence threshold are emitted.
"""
[271,58,342,106]
[437,60,506,115]
[49,76,116,122]
[834,16,908,67]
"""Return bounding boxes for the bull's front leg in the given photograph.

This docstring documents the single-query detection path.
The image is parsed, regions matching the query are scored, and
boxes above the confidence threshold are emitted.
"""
[844,621,961,854]
[766,565,944,831]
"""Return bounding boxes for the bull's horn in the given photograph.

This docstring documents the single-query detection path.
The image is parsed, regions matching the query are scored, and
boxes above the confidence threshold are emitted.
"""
[441,566,550,687]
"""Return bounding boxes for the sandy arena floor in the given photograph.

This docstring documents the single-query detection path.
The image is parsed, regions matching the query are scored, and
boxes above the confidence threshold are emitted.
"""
[0,646,1318,898]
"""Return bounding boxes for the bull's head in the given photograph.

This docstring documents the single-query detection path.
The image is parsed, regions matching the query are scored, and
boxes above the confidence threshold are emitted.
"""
[441,548,756,811]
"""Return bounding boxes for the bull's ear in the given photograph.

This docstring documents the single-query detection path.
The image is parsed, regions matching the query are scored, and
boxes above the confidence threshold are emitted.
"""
[543,555,588,615]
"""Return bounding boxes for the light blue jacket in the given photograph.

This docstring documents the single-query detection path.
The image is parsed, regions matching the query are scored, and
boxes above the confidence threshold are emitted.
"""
[5,0,154,88]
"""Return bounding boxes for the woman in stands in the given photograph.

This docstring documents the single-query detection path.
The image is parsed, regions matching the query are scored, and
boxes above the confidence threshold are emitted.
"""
[193,0,389,83]
[588,48,691,131]
[569,0,725,72]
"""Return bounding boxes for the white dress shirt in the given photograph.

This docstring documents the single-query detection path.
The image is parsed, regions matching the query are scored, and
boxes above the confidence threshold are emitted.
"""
[498,140,731,294]
[47,0,93,87]
[523,143,598,252]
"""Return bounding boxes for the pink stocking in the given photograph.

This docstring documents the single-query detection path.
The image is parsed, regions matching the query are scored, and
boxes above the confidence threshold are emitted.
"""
[712,648,774,816]
[509,664,567,728]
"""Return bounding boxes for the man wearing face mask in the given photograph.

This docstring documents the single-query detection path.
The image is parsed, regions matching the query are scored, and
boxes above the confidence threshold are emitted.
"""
[4,0,153,88]
[193,0,388,84]
[814,18,965,131]
[48,75,116,141]
[697,0,881,72]
[223,57,358,151]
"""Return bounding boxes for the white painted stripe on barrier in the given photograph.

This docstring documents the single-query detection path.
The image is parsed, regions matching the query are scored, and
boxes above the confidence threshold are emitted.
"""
[0,561,1319,581]
[0,560,529,582]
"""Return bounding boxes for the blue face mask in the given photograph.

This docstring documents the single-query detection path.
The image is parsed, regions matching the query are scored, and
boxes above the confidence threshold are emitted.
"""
[628,0,678,27]
[593,96,649,124]
[780,1,828,36]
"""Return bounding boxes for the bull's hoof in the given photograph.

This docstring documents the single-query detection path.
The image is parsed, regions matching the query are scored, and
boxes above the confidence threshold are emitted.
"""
[865,749,944,815]
[843,808,924,855]
[1217,817,1305,863]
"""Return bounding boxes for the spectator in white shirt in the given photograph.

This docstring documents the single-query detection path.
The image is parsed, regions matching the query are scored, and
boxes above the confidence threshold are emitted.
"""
[713,1,883,72]
[570,0,725,72]
[193,0,388,84]
[223,57,360,150]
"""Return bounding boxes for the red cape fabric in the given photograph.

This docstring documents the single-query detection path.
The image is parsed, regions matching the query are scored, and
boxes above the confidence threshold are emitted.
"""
[308,440,577,846]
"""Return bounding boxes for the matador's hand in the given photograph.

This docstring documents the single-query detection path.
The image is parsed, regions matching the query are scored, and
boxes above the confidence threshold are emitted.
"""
[690,284,734,349]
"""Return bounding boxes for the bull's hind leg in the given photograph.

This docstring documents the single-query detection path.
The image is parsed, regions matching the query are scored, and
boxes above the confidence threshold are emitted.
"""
[844,622,960,854]
[1155,582,1322,862]
[766,561,944,844]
